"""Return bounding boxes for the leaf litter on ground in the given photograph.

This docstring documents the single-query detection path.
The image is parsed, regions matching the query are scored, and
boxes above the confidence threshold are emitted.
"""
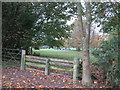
[2,66,113,88]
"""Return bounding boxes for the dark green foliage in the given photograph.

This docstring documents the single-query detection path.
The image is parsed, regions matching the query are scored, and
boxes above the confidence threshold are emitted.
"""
[32,2,76,48]
[2,2,38,49]
[91,3,120,87]
[2,2,76,50]
[92,36,120,87]
[92,2,120,33]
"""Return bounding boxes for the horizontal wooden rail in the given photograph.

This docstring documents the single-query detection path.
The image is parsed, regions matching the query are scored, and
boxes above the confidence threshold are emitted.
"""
[2,53,21,56]
[26,59,73,68]
[26,59,46,63]
[50,62,73,68]
[49,58,73,64]
[26,62,45,68]
[2,48,20,51]
[26,55,73,64]
[2,55,20,58]
[50,67,73,72]
[2,56,20,61]
[26,55,47,60]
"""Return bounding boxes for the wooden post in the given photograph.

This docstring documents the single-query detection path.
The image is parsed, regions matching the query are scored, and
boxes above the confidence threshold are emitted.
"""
[73,57,80,81]
[45,59,50,75]
[20,50,26,70]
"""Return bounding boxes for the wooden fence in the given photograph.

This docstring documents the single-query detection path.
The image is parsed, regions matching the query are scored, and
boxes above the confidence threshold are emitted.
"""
[21,50,82,81]
[2,48,21,61]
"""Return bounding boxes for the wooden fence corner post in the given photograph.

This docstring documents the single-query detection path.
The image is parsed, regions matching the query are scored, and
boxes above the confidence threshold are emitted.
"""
[73,57,80,81]
[45,59,50,75]
[20,50,26,70]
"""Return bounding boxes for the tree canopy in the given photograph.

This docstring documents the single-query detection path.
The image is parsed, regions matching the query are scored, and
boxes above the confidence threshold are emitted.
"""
[92,2,120,34]
[2,2,38,49]
[2,2,75,49]
[32,2,74,48]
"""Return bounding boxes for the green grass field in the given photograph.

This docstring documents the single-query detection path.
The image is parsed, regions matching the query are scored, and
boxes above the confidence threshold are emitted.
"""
[33,49,98,63]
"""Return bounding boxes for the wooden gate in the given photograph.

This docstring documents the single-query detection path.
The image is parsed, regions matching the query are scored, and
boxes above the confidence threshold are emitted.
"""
[2,48,21,61]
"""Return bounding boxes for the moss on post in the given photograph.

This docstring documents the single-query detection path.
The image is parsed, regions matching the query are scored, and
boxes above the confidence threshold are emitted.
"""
[45,59,50,75]
[73,57,80,81]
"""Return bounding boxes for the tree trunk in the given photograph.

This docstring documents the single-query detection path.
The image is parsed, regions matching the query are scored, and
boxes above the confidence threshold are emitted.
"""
[77,3,85,38]
[82,2,92,86]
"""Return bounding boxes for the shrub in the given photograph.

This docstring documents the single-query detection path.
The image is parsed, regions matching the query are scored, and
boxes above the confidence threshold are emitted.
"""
[92,36,120,87]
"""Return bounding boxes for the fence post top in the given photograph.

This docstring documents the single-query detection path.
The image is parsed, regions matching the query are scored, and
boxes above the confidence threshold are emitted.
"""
[21,50,26,54]
[74,57,80,64]
[74,57,80,60]
[46,59,50,62]
[79,59,82,62]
